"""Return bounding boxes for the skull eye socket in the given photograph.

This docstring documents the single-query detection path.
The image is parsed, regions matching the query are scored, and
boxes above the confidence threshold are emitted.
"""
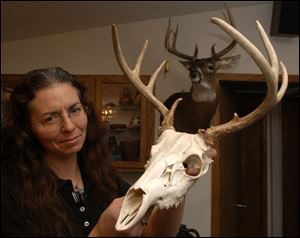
[183,154,203,177]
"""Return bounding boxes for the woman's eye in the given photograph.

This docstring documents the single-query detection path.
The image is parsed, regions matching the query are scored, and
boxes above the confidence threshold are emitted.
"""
[70,107,82,115]
[75,107,82,112]
[44,115,58,124]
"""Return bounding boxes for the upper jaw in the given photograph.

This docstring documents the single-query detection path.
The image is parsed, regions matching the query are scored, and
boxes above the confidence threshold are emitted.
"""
[115,180,166,231]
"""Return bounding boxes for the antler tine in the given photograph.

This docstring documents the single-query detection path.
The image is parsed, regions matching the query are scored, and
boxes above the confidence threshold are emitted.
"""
[211,2,237,60]
[203,17,288,142]
[165,18,198,61]
[112,24,182,132]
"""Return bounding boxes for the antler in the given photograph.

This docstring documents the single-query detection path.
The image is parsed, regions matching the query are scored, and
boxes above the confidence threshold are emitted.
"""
[111,24,182,132]
[211,2,237,60]
[165,2,237,61]
[200,17,288,143]
[165,19,198,61]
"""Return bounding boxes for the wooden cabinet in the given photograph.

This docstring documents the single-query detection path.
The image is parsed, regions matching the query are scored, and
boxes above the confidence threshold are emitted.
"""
[1,74,155,172]
[93,75,155,172]
[76,75,99,107]
[1,74,21,126]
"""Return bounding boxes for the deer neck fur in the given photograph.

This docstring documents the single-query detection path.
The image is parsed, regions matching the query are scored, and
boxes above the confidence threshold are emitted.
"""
[190,79,219,102]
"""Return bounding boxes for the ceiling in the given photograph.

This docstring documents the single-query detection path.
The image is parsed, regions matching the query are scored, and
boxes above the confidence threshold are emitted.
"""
[1,1,270,42]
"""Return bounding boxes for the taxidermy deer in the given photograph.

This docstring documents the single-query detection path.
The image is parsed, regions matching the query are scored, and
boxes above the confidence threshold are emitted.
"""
[164,3,240,133]
[111,15,288,231]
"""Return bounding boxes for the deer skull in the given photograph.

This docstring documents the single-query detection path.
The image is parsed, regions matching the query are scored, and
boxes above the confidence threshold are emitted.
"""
[115,129,213,230]
[111,10,287,231]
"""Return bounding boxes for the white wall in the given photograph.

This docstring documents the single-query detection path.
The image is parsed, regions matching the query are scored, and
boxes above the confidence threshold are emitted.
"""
[1,3,299,236]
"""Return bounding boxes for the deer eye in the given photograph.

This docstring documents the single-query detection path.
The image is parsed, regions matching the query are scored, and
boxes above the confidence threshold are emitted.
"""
[207,64,215,71]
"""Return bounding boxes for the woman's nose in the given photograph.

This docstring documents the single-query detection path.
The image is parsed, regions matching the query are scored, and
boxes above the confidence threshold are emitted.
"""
[60,115,76,132]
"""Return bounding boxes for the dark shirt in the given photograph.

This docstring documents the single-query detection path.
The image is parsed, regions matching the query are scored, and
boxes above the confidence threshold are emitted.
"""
[1,171,131,237]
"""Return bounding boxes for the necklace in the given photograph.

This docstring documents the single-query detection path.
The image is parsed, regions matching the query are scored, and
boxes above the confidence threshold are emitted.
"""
[73,164,83,191]
[73,183,81,191]
[71,164,86,204]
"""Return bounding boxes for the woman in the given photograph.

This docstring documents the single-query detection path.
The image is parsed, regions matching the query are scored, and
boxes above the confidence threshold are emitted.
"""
[1,66,216,237]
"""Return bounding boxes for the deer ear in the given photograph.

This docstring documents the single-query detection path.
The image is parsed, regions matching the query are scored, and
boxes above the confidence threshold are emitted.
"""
[179,61,191,70]
[215,55,240,70]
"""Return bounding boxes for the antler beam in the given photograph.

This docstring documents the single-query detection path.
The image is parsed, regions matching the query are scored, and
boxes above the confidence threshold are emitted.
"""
[211,2,237,60]
[202,18,288,142]
[165,2,237,62]
[111,24,182,132]
[165,19,198,61]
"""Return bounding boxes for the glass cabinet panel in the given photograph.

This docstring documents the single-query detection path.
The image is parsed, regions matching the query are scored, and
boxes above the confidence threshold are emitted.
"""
[1,75,22,128]
[98,75,155,171]
[102,82,141,162]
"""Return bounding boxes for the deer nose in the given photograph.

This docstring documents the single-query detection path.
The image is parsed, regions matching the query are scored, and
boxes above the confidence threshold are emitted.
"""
[189,67,203,82]
[189,68,198,78]
[190,72,202,83]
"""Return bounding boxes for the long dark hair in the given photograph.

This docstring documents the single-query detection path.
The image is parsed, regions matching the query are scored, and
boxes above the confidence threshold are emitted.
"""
[1,67,118,236]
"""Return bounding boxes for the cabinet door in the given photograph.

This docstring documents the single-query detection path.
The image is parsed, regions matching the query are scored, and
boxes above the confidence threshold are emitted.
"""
[76,75,97,103]
[76,75,100,116]
[1,74,22,99]
[98,75,155,171]
[1,75,23,125]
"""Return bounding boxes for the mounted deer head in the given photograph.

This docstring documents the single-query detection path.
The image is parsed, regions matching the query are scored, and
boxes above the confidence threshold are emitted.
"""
[111,15,288,231]
[165,3,240,83]
[163,3,240,133]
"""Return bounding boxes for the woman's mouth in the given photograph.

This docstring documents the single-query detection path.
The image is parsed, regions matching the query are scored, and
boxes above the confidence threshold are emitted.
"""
[59,136,81,146]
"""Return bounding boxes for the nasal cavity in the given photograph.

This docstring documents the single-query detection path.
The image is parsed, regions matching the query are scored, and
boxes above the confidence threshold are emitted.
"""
[183,154,203,176]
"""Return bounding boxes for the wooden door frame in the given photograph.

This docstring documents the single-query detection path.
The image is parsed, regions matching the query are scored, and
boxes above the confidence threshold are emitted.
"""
[282,95,299,237]
[211,73,299,236]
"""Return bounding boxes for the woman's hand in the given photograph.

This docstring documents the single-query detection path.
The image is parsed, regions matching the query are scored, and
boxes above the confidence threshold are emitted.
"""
[89,197,148,237]
[205,147,217,158]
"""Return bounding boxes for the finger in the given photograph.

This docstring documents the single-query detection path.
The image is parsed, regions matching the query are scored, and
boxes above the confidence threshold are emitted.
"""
[111,197,125,219]
[205,148,217,158]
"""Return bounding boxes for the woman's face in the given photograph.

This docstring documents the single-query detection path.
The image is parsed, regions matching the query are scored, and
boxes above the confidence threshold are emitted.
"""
[29,83,88,157]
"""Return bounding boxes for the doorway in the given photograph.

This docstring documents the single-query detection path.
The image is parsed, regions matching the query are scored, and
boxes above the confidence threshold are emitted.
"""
[211,79,300,236]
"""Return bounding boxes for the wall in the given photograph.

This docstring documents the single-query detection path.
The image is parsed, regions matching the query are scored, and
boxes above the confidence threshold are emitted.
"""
[1,2,299,236]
